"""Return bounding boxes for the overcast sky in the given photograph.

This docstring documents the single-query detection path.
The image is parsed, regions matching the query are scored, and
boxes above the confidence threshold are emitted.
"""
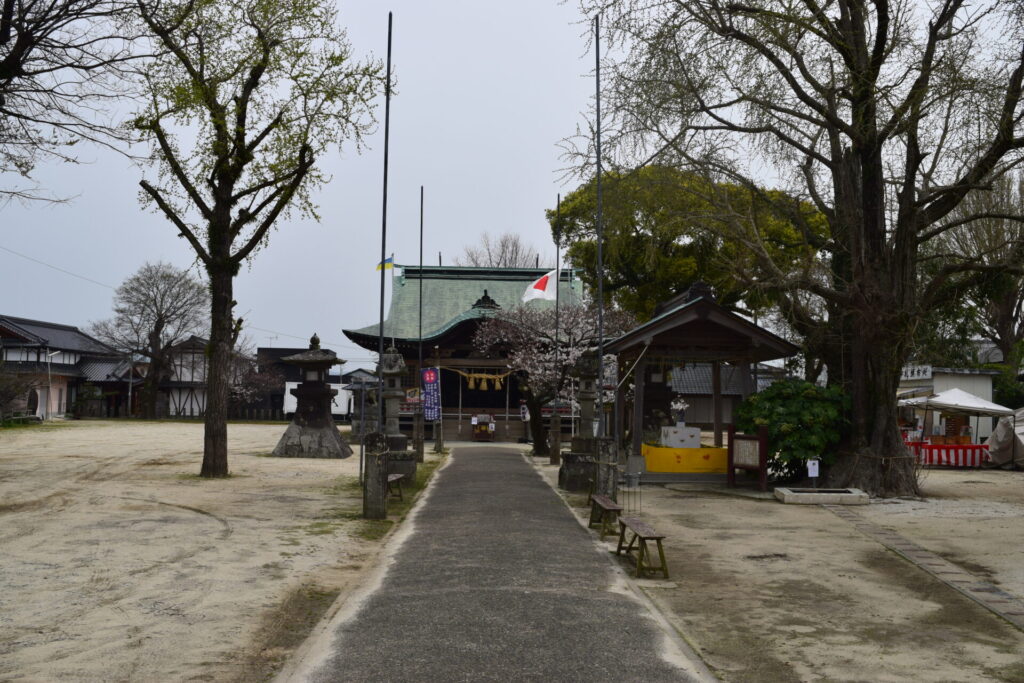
[0,1,595,370]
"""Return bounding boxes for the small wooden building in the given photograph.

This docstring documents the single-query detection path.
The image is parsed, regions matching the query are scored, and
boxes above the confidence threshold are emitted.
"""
[607,286,799,478]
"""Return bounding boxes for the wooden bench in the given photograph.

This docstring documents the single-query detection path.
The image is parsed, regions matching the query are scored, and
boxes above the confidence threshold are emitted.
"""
[386,473,405,500]
[588,494,623,538]
[616,517,669,579]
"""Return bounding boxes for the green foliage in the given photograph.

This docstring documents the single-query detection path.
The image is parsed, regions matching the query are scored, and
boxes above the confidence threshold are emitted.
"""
[986,344,1024,409]
[991,365,1024,410]
[735,380,849,480]
[549,165,822,320]
[908,302,983,368]
[131,0,382,260]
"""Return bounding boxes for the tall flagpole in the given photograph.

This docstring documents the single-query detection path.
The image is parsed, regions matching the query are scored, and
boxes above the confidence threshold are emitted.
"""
[594,14,605,438]
[554,194,561,396]
[418,186,424,375]
[377,12,393,429]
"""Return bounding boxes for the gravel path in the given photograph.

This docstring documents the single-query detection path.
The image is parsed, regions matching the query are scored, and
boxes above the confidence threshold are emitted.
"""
[299,446,702,682]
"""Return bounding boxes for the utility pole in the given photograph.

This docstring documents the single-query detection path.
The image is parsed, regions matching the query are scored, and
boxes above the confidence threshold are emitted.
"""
[594,13,606,438]
[376,12,393,429]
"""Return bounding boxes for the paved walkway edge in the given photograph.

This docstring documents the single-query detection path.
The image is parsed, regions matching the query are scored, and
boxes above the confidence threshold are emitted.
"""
[274,452,457,683]
[525,454,719,682]
[825,504,1024,631]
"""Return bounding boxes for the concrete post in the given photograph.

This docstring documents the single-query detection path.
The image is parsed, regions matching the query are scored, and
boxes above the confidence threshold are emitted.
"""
[433,419,445,453]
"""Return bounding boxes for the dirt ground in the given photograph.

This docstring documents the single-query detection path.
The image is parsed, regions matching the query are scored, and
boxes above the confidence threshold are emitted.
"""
[535,461,1024,682]
[0,420,415,682]
[5,421,1024,682]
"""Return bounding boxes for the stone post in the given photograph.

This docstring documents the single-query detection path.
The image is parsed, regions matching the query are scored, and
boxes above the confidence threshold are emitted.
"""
[362,433,388,520]
[413,410,425,462]
[595,437,618,500]
[549,413,562,466]
[433,419,445,453]
[578,362,597,437]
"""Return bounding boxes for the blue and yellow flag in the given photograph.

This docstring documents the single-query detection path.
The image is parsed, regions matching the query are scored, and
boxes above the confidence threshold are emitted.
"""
[376,256,394,271]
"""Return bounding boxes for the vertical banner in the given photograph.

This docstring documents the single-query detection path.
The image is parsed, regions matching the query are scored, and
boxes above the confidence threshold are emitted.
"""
[422,367,441,421]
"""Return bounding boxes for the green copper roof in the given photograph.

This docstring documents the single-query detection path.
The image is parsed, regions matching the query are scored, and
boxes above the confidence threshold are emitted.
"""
[344,265,582,344]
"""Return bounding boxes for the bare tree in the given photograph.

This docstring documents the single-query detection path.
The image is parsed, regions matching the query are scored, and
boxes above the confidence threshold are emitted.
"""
[90,262,207,418]
[0,0,135,203]
[938,176,1024,364]
[130,0,381,476]
[581,0,1024,495]
[457,232,546,268]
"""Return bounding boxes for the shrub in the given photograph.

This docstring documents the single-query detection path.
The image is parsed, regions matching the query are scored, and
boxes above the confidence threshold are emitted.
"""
[735,379,849,480]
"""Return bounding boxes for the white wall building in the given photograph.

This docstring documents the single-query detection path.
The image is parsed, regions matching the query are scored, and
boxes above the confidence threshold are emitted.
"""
[898,365,1001,440]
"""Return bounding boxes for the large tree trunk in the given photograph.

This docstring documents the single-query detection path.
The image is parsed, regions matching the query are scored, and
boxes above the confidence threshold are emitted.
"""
[201,267,233,477]
[140,367,161,420]
[141,325,164,419]
[830,282,921,497]
[832,356,919,496]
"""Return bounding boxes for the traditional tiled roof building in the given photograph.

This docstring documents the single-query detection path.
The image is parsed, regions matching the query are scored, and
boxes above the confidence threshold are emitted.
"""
[0,314,125,418]
[344,265,580,441]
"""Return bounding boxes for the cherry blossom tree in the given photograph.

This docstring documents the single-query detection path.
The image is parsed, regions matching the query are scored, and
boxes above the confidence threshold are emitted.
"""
[475,302,633,454]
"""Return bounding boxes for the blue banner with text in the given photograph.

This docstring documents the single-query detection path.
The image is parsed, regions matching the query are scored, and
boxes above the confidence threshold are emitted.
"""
[422,367,441,421]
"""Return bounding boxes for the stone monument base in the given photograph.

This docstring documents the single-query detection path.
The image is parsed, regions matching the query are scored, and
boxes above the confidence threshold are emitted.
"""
[558,452,597,492]
[273,424,352,458]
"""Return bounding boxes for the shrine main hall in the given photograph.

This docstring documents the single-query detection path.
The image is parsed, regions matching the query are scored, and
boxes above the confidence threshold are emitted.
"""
[343,264,578,442]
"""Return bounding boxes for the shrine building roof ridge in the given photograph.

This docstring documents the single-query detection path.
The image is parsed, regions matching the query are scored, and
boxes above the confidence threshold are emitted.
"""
[343,265,582,349]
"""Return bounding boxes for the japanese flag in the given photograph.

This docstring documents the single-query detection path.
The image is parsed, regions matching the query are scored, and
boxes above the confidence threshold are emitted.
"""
[522,269,558,302]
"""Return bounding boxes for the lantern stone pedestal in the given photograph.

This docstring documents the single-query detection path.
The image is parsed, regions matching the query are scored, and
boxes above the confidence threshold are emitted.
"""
[273,335,352,459]
[380,346,417,483]
[558,357,598,491]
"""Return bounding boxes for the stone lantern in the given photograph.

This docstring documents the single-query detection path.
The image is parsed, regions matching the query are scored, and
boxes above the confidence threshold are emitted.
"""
[272,334,352,459]
[379,345,417,482]
[559,352,600,491]
[379,345,409,452]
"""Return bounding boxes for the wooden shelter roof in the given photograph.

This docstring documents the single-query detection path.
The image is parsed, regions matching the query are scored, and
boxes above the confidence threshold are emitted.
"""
[607,294,798,363]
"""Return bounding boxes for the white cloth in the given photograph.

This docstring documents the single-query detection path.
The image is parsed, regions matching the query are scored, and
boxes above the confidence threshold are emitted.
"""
[521,269,558,302]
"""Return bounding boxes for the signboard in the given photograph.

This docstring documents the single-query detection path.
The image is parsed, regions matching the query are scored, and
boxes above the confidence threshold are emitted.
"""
[806,458,820,478]
[422,367,441,421]
[901,364,932,381]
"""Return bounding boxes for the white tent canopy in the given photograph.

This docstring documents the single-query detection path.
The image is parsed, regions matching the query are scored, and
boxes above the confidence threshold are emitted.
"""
[985,407,1024,467]
[897,388,1014,417]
